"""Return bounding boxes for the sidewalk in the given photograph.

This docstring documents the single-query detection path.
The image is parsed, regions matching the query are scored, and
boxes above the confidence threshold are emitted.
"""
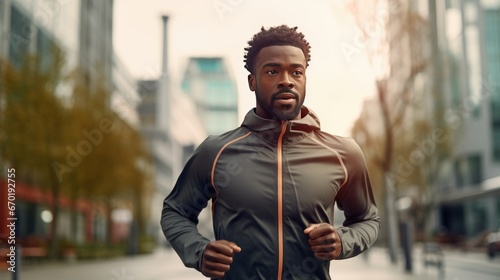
[330,246,435,280]
[0,246,446,280]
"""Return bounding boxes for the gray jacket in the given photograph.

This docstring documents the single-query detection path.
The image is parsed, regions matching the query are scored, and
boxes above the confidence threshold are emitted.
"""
[161,107,380,279]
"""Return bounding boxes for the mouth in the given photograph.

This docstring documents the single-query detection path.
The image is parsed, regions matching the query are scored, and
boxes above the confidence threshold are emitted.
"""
[273,93,296,106]
[274,92,296,100]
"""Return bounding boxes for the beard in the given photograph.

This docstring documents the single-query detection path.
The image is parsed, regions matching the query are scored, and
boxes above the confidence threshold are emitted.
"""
[255,88,304,121]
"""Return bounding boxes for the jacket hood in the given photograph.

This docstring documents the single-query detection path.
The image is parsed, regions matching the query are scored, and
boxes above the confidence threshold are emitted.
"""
[241,106,321,133]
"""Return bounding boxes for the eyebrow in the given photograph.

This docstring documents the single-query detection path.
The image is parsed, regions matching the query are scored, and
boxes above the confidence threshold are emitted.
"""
[261,62,305,69]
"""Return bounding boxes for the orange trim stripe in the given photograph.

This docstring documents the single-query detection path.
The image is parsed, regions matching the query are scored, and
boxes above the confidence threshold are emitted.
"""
[309,137,349,188]
[276,122,287,280]
[210,132,251,215]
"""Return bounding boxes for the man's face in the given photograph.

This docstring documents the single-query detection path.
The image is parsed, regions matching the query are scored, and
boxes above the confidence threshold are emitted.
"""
[248,45,307,121]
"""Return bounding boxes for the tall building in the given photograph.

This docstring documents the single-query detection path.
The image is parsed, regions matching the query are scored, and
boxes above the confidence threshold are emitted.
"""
[181,57,239,136]
[0,0,141,244]
[0,0,114,91]
[137,78,207,238]
[136,16,207,243]
[0,0,81,68]
[433,0,500,239]
[78,0,113,92]
[349,0,500,247]
[484,2,500,162]
[112,54,141,126]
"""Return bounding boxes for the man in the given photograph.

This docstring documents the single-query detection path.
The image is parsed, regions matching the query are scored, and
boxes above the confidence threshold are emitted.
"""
[161,25,380,279]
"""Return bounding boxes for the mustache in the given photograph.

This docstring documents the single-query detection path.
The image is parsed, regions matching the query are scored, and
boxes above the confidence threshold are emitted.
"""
[271,88,299,100]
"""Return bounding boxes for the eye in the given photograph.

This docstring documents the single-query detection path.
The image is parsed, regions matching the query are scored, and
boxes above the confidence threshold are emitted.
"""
[292,70,303,76]
[266,69,277,75]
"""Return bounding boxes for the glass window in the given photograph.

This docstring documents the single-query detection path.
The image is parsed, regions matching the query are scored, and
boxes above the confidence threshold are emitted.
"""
[36,28,53,71]
[467,154,482,184]
[9,5,31,68]
[449,54,463,108]
[196,58,224,73]
[205,79,238,107]
[483,9,500,161]
[493,125,500,161]
[496,199,500,229]
[454,157,466,187]
[470,200,488,236]
[454,154,482,186]
[439,204,465,235]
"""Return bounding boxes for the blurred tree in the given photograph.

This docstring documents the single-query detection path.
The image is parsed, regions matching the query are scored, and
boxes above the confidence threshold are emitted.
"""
[347,0,452,263]
[63,73,151,245]
[0,48,71,258]
[0,48,151,257]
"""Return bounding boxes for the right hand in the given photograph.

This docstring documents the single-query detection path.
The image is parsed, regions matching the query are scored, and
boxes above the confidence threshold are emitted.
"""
[201,240,241,278]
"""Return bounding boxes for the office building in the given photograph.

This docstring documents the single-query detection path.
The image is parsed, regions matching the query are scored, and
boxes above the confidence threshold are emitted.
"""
[0,0,141,244]
[181,57,239,136]
[136,16,207,243]
[434,0,500,239]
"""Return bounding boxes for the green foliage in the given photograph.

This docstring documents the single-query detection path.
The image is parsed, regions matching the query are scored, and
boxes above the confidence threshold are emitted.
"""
[0,49,151,253]
[0,52,68,185]
[76,242,127,259]
[138,234,157,254]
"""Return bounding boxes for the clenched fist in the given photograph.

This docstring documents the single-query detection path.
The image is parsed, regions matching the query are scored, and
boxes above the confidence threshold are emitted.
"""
[201,240,241,278]
[304,223,342,260]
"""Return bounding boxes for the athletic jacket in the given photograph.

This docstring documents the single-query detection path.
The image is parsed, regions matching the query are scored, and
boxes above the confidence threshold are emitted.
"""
[161,107,380,279]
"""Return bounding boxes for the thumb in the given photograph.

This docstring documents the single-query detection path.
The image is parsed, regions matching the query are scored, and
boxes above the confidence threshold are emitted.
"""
[221,240,242,253]
[230,243,242,253]
[304,223,321,234]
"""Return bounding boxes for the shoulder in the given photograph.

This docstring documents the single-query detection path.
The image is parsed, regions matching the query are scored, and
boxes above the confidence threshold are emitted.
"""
[195,127,251,158]
[314,132,363,154]
[312,132,367,166]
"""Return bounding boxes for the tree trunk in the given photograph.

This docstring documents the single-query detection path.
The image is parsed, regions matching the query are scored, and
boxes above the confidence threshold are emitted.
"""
[378,81,399,264]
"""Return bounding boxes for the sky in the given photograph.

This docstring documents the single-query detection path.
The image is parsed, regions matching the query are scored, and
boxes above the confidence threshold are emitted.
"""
[113,0,377,136]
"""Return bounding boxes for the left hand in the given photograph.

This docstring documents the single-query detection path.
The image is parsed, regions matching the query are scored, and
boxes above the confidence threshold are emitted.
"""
[304,223,342,260]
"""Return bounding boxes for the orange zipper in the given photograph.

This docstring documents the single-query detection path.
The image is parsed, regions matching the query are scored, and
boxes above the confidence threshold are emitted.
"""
[276,121,287,280]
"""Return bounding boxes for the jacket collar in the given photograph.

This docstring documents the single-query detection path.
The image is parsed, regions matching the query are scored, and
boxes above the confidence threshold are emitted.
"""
[241,106,321,142]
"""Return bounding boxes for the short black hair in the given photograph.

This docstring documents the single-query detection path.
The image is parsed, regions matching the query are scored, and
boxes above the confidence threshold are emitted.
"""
[244,25,311,74]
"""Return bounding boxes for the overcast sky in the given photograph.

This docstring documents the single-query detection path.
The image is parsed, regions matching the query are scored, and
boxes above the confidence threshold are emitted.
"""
[113,0,377,136]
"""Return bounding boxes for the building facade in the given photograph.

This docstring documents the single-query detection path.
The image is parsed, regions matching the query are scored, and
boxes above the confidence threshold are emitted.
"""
[181,57,239,136]
[78,0,113,92]
[433,0,500,240]
[0,0,141,246]
[136,16,209,244]
[350,0,500,245]
[0,0,80,69]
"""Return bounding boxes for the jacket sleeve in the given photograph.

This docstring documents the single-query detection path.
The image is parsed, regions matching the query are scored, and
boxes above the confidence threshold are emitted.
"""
[160,139,216,271]
[334,138,381,259]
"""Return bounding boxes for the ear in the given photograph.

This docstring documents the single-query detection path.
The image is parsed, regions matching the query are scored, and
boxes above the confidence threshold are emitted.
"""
[248,74,256,92]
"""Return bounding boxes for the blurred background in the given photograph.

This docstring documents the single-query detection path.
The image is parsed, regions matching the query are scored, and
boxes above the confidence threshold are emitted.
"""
[0,0,499,279]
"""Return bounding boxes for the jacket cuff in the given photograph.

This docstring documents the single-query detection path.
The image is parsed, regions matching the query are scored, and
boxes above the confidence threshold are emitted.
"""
[196,242,209,272]
[335,228,344,260]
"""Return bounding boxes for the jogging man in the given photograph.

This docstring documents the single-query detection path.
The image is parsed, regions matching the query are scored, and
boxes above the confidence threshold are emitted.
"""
[161,25,380,279]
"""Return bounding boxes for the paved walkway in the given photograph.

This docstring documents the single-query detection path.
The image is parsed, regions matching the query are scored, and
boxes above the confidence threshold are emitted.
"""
[0,245,477,280]
[331,247,435,280]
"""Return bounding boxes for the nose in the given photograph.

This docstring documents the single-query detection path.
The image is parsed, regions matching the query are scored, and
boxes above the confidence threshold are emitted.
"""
[278,73,294,89]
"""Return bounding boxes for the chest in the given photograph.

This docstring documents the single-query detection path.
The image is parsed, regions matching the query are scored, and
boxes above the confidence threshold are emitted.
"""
[211,137,346,215]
